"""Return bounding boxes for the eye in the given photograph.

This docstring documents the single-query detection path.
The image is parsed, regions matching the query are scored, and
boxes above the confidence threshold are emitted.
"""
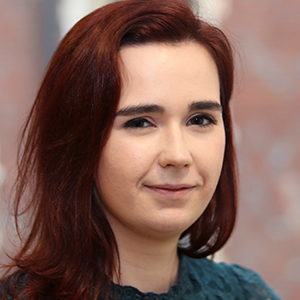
[123,117,154,129]
[187,114,216,127]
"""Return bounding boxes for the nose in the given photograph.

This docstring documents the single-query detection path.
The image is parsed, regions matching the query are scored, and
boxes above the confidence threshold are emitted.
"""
[158,127,193,168]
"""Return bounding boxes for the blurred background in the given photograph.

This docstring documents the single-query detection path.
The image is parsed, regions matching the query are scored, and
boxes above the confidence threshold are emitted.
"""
[0,0,299,299]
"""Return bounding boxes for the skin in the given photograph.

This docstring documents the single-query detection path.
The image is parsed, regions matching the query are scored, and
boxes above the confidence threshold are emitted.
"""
[96,42,225,293]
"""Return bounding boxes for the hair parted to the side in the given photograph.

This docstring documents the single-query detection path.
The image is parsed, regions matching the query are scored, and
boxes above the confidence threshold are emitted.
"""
[0,0,237,299]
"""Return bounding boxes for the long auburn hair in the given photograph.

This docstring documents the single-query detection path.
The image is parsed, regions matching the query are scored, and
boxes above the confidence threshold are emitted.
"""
[0,0,237,299]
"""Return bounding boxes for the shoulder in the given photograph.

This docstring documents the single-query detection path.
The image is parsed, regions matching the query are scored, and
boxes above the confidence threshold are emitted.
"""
[181,255,281,300]
[0,270,27,300]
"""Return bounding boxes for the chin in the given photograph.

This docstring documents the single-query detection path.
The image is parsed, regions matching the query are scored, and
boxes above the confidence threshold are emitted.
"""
[147,214,200,239]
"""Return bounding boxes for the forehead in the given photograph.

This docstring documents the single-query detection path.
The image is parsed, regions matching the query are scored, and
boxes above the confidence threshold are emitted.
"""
[120,42,218,80]
[119,42,220,108]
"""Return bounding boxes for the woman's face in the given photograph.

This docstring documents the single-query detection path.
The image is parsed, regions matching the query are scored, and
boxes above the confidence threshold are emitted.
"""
[96,42,225,241]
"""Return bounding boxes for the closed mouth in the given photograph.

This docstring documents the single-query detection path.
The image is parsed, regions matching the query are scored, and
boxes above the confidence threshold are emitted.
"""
[151,186,192,191]
[144,184,196,193]
[145,183,195,189]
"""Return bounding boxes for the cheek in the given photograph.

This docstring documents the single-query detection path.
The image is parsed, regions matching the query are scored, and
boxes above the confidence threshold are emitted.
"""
[97,135,154,187]
[210,132,226,176]
[194,138,225,197]
[196,131,225,174]
[212,134,226,166]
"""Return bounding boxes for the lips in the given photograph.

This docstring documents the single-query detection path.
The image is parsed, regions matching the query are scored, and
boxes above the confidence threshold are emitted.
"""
[143,183,196,199]
[146,184,195,190]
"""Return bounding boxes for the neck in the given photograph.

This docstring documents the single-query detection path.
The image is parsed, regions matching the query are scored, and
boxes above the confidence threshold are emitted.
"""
[111,227,180,294]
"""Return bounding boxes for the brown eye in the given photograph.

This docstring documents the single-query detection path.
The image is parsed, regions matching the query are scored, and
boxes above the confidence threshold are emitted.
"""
[187,114,216,127]
[123,117,153,129]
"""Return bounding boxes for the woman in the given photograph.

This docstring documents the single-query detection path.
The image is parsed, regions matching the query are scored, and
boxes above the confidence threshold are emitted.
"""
[0,0,280,299]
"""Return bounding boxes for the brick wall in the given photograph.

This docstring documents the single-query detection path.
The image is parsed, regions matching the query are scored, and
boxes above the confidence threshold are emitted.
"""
[222,1,300,299]
[0,0,43,263]
[0,0,42,171]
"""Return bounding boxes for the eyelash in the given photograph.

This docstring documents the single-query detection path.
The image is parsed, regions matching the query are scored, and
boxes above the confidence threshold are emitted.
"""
[123,114,216,129]
[123,117,153,129]
[186,114,217,127]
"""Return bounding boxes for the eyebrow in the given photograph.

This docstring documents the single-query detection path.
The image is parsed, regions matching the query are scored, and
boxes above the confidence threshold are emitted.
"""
[116,100,222,116]
[116,104,165,116]
[189,100,222,112]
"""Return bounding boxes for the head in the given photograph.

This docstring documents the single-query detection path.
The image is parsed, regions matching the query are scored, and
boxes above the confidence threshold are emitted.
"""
[14,0,236,297]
